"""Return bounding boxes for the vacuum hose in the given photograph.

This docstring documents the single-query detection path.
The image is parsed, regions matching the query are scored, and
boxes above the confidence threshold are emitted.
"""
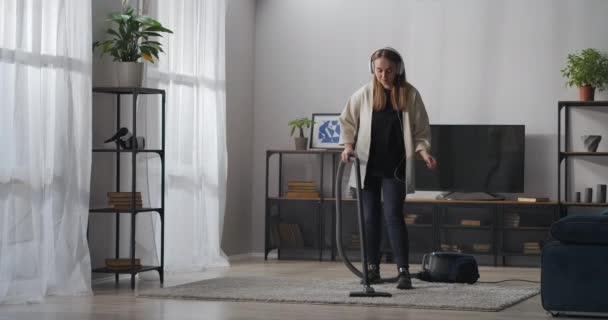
[335,158,398,284]
[335,158,364,278]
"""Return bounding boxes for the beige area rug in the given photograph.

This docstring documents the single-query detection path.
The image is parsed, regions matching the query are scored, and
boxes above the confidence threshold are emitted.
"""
[137,276,539,312]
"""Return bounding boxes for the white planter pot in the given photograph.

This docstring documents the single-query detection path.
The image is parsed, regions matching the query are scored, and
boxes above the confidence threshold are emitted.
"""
[93,60,144,88]
[92,57,117,87]
[116,62,144,87]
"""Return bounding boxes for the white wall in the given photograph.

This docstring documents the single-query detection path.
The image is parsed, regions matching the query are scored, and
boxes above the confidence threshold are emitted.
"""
[223,0,256,255]
[250,0,608,253]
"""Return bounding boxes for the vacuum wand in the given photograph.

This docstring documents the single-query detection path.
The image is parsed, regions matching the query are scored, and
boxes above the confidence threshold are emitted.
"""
[336,157,392,298]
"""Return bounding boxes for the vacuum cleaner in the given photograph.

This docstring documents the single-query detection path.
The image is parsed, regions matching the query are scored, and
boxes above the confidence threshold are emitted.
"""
[335,157,479,297]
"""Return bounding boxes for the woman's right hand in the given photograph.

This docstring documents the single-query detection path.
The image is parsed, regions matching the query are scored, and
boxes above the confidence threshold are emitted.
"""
[341,145,355,162]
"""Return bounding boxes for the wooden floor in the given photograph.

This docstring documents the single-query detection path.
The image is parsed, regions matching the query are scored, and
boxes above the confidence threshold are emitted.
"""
[0,258,580,320]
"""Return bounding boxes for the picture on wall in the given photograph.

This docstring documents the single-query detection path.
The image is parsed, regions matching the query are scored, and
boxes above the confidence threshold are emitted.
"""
[310,113,341,149]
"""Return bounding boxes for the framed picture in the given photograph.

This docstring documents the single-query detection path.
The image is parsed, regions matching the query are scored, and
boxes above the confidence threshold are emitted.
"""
[310,113,342,149]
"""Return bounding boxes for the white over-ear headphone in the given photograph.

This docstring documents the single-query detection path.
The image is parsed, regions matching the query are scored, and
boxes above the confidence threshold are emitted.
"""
[369,47,405,76]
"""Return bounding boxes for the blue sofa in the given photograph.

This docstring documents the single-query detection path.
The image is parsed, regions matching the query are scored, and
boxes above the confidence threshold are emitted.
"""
[541,212,608,315]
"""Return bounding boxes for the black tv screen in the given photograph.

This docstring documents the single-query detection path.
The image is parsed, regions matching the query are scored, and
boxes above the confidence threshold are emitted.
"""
[415,125,525,193]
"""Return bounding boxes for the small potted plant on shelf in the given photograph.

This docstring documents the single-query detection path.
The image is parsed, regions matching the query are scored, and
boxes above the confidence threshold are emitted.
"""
[288,117,315,150]
[93,0,173,87]
[560,48,608,101]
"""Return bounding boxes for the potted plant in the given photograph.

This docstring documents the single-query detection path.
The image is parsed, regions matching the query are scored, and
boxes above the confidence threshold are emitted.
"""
[561,48,608,101]
[93,1,173,87]
[288,117,315,150]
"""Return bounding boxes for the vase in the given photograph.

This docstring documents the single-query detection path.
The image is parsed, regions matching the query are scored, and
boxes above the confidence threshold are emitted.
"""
[294,137,308,150]
[579,86,595,101]
[116,62,144,87]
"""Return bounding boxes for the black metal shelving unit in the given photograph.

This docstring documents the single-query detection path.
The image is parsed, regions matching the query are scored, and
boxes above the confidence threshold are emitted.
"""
[90,87,165,289]
[265,151,558,266]
[264,149,339,261]
[557,101,608,217]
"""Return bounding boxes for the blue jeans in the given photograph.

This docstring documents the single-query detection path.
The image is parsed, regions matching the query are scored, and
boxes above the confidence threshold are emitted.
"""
[361,175,409,269]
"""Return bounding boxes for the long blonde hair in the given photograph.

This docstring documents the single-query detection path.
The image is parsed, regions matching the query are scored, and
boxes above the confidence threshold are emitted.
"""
[371,49,409,111]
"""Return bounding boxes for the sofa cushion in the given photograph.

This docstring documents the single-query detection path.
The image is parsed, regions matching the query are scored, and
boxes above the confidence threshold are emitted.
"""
[551,215,608,245]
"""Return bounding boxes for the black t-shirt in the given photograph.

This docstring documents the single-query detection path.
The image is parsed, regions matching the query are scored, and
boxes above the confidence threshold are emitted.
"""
[367,89,406,179]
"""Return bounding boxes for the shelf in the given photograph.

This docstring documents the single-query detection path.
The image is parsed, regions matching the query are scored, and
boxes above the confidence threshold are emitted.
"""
[441,225,491,230]
[325,197,357,201]
[405,224,433,228]
[501,227,550,231]
[560,152,608,157]
[267,149,341,155]
[89,207,163,213]
[560,202,608,207]
[92,266,161,274]
[409,199,558,205]
[269,197,322,201]
[439,250,494,255]
[499,251,541,257]
[92,149,164,155]
[558,101,608,108]
[93,87,165,94]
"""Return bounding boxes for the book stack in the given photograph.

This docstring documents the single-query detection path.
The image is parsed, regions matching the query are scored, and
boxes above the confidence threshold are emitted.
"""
[503,213,521,227]
[523,241,541,254]
[350,233,361,249]
[107,192,143,209]
[441,243,460,252]
[404,214,418,225]
[473,243,491,253]
[105,258,142,270]
[460,219,481,227]
[285,181,320,198]
[278,223,304,248]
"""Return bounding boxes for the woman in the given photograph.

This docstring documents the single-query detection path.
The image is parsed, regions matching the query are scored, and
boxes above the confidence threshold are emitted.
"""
[339,47,437,290]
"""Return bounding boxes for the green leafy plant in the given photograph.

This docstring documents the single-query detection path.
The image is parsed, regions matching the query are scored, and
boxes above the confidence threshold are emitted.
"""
[93,1,173,63]
[561,48,608,90]
[288,117,315,138]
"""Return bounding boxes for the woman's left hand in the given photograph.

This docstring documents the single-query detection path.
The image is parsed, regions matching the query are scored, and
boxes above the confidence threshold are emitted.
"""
[418,150,438,170]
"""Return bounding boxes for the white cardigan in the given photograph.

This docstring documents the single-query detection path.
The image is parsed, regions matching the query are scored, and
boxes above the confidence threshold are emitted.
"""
[339,82,431,194]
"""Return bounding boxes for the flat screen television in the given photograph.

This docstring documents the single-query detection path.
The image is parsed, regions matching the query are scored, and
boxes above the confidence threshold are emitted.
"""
[414,125,525,199]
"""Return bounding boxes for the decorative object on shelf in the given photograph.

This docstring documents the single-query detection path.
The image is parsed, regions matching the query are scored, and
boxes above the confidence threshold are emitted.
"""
[105,258,142,270]
[288,117,315,150]
[107,192,143,209]
[93,1,173,87]
[560,48,608,101]
[503,213,520,227]
[285,181,319,198]
[309,113,342,149]
[104,127,146,150]
[523,242,541,254]
[597,184,607,203]
[460,219,481,227]
[584,187,593,203]
[517,196,550,203]
[581,135,602,152]
[575,191,581,202]
[473,243,491,253]
[440,243,460,252]
[404,214,418,225]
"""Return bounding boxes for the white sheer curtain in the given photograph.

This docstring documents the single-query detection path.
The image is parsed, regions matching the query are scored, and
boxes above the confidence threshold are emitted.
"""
[0,0,92,303]
[136,0,229,272]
